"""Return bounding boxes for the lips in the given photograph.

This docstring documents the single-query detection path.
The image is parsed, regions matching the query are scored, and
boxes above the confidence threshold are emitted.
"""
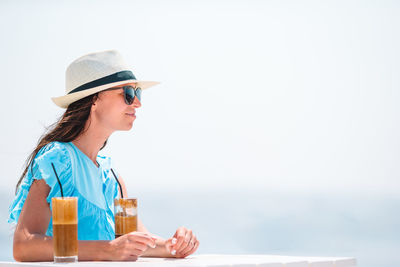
[125,112,136,117]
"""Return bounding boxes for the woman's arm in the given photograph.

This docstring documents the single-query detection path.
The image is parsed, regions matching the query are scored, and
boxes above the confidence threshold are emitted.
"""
[13,179,53,261]
[13,179,110,261]
[13,179,155,262]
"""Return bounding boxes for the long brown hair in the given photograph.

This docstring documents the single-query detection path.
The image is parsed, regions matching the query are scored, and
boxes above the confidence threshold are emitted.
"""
[15,93,108,194]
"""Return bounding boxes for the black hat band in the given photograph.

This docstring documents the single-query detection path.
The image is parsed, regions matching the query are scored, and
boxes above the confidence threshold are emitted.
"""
[68,70,136,95]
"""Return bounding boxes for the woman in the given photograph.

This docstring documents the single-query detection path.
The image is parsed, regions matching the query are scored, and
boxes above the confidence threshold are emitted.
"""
[8,50,199,261]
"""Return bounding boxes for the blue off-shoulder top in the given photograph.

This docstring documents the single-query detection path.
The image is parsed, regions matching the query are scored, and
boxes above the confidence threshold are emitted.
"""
[8,141,119,240]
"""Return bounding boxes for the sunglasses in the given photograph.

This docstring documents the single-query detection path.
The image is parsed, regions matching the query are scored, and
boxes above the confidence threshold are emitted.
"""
[108,85,142,105]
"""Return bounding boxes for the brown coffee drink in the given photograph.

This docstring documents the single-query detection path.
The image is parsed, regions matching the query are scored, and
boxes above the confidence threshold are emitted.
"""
[114,198,137,238]
[52,197,78,263]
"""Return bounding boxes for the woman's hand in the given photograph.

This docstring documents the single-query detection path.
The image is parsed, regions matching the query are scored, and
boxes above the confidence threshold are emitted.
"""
[165,226,199,258]
[107,232,157,261]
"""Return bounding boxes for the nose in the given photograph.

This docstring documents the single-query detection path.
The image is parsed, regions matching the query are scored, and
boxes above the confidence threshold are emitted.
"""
[132,96,141,108]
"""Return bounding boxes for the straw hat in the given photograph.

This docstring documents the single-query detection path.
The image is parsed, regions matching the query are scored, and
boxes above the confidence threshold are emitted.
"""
[52,49,160,108]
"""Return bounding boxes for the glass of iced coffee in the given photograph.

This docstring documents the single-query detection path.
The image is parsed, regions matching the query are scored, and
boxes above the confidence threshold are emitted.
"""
[114,198,137,238]
[52,197,78,263]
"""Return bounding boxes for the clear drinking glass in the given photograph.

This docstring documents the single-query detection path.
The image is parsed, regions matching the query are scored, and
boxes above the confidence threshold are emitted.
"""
[52,197,78,263]
[114,198,138,238]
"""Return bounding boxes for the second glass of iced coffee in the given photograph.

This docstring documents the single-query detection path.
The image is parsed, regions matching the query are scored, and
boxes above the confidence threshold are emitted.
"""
[114,198,137,238]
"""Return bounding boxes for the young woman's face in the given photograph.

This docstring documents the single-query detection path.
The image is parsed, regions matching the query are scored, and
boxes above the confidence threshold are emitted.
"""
[92,82,142,131]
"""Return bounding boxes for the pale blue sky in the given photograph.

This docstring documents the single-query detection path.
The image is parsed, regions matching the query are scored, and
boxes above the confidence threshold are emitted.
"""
[0,0,399,196]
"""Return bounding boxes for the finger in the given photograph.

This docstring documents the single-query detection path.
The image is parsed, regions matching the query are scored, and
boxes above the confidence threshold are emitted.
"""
[128,241,150,254]
[147,242,157,249]
[142,232,158,240]
[165,237,176,253]
[150,234,162,240]
[172,227,185,252]
[146,233,158,248]
[127,233,156,247]
[144,235,157,248]
[166,237,178,256]
[176,229,193,253]
[127,231,156,240]
[134,242,149,252]
[132,247,147,256]
[183,240,199,258]
[121,247,143,259]
[128,231,157,240]
[127,238,154,251]
[174,228,192,252]
[179,235,196,256]
[145,233,158,247]
[122,241,148,254]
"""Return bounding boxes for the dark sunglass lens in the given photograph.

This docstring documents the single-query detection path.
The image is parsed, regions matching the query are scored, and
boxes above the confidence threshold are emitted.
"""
[124,87,135,105]
[136,88,142,102]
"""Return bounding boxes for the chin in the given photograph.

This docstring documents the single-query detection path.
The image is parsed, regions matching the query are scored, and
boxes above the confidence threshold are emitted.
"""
[121,126,133,131]
[116,123,134,131]
[125,122,134,130]
[117,118,135,131]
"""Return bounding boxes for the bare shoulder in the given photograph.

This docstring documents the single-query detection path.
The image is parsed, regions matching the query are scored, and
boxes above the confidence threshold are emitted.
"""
[29,179,51,198]
[24,179,51,212]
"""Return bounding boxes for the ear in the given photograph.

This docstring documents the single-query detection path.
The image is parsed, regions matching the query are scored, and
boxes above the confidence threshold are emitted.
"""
[91,94,100,111]
[92,102,98,113]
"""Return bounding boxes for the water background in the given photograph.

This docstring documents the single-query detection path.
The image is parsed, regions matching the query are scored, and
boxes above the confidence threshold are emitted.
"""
[1,187,399,267]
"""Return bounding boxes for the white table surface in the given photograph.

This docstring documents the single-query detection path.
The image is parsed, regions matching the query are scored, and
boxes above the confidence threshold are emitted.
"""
[0,254,357,267]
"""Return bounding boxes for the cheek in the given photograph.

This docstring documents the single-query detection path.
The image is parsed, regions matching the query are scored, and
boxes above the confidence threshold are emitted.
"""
[95,103,125,127]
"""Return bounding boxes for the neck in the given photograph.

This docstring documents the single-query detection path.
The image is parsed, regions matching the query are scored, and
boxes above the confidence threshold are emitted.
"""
[72,119,113,167]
